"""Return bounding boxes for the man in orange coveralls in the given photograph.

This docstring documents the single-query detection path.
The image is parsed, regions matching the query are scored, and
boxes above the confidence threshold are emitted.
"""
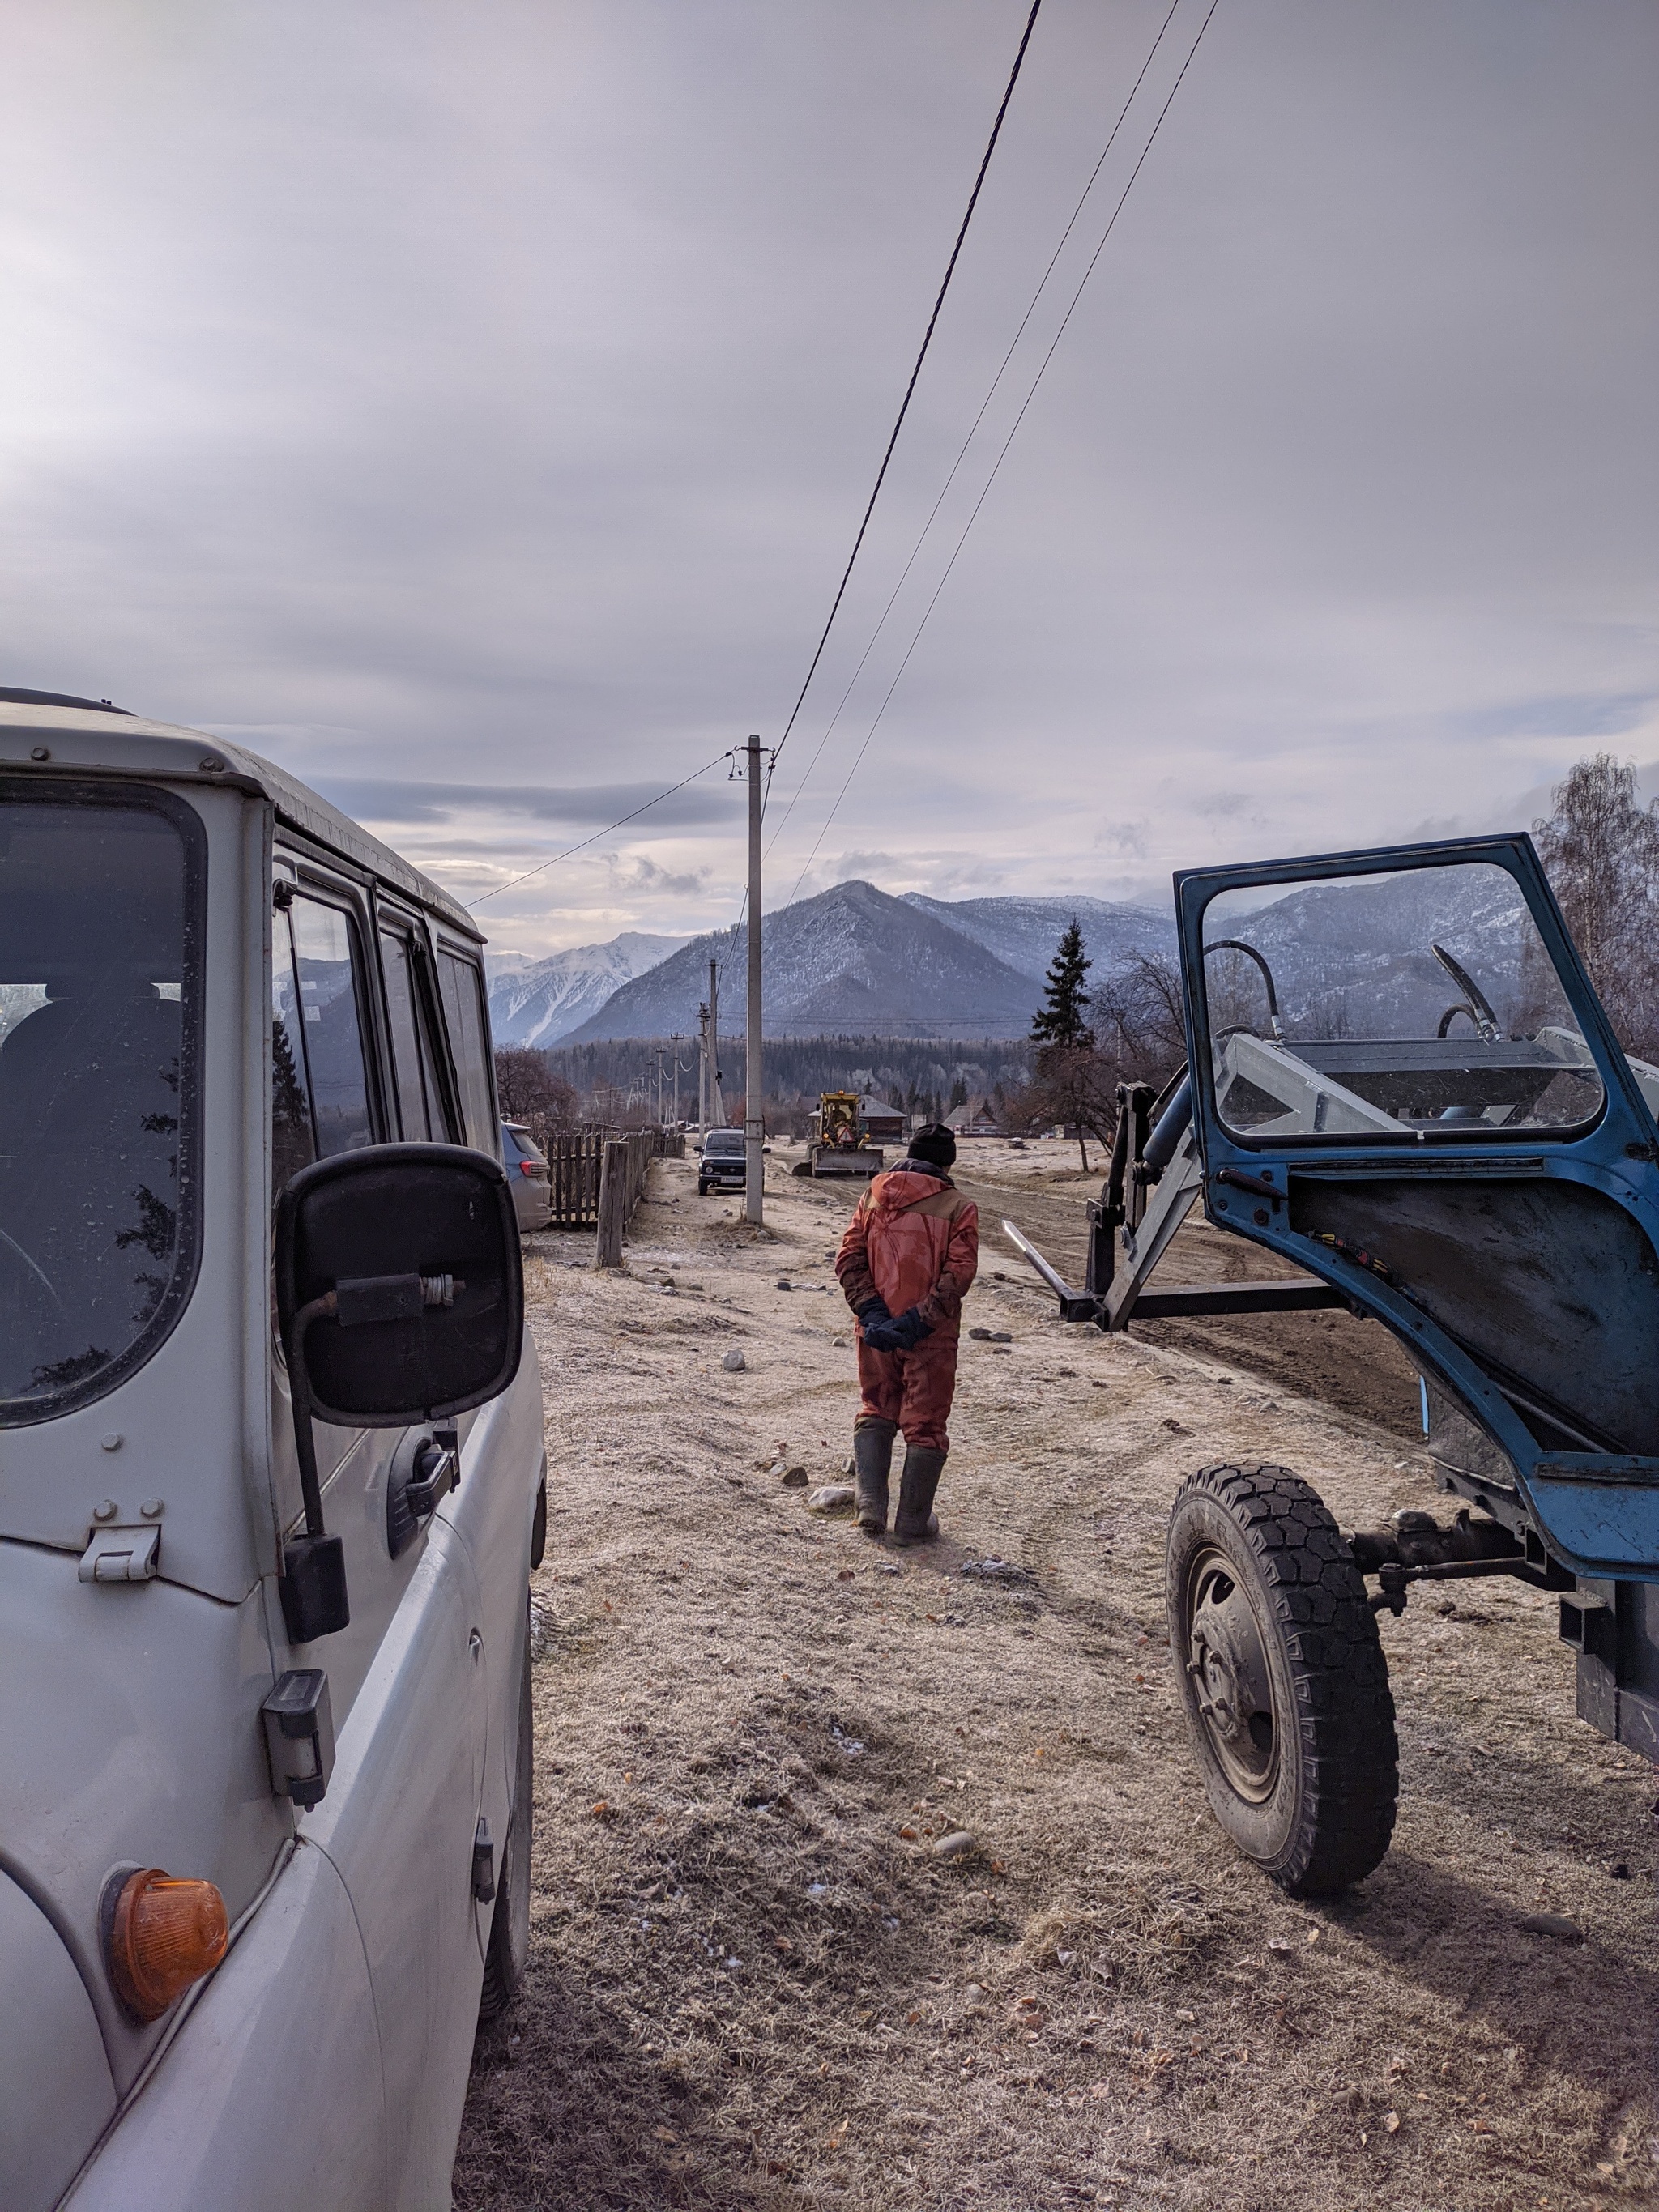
[834,1123,979,1543]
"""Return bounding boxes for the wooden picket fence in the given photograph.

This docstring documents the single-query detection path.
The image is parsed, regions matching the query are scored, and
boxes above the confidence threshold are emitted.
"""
[531,1124,678,1232]
[539,1127,610,1230]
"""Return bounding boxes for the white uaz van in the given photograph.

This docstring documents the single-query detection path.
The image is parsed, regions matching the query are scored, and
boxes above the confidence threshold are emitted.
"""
[0,690,547,2210]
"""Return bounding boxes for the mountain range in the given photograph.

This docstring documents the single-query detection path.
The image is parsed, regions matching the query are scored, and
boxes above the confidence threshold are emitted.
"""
[1211,861,1540,1036]
[486,931,684,1047]
[554,880,1175,1043]
[899,892,1175,983]
[486,859,1594,1055]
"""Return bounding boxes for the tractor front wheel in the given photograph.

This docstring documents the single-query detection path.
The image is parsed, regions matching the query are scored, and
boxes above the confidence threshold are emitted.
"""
[1166,1462,1397,1895]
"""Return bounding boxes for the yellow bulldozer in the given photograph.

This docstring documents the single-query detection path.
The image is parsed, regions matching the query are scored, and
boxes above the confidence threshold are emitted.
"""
[793,1090,885,1180]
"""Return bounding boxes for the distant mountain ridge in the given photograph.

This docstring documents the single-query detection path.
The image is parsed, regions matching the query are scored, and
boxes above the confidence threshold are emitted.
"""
[1217,864,1537,1035]
[900,892,1173,981]
[497,865,1583,1056]
[561,881,1045,1042]
[557,881,1179,1043]
[487,931,684,1047]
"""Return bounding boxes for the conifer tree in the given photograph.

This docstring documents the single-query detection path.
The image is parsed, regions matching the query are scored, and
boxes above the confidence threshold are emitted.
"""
[1030,919,1094,1050]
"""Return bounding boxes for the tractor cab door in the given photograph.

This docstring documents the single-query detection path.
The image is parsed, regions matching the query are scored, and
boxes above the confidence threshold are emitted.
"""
[1174,833,1659,1583]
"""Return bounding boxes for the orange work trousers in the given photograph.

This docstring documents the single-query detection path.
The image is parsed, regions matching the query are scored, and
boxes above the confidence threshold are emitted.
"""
[855,1332,959,1454]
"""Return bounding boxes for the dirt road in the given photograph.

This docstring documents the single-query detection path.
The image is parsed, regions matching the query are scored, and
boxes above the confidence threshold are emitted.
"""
[455,1142,1656,2212]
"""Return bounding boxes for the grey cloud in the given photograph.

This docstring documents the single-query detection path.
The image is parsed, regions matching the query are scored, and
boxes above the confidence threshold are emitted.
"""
[1448,693,1657,743]
[603,855,714,899]
[2,1,1655,957]
[306,777,736,830]
[1096,820,1149,859]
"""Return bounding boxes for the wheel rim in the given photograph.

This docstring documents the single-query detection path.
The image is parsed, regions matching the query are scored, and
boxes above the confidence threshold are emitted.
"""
[1182,1545,1279,1804]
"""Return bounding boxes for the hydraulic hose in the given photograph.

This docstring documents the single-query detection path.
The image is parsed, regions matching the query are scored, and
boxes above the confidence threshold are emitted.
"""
[1205,940,1283,1040]
[1143,1074,1192,1174]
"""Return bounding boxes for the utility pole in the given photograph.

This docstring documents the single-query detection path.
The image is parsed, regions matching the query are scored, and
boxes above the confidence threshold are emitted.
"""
[695,1006,708,1127]
[744,734,765,1226]
[668,1034,687,1126]
[708,958,723,1128]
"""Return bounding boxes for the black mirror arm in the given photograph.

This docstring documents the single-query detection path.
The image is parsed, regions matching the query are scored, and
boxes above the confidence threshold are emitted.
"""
[286,1294,336,1542]
[279,1293,352,1647]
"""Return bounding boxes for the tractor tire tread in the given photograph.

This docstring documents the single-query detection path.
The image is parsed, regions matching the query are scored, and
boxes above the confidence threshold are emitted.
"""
[1170,1461,1398,1897]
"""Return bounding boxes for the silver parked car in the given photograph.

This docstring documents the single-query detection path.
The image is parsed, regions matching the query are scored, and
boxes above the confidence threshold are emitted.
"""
[501,1119,553,1230]
[0,688,546,2211]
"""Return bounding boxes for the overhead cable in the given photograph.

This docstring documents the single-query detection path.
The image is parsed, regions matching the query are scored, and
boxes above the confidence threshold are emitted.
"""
[783,0,1223,910]
[764,0,1184,864]
[465,750,731,907]
[768,0,1045,774]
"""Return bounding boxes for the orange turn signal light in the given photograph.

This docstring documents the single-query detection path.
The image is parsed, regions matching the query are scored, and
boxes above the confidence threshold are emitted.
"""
[109,1867,228,2021]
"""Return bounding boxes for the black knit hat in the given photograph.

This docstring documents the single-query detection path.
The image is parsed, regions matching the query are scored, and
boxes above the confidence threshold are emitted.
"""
[909,1122,957,1170]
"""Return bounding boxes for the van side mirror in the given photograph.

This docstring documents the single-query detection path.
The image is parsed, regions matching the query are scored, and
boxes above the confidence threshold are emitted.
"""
[273,1145,523,1643]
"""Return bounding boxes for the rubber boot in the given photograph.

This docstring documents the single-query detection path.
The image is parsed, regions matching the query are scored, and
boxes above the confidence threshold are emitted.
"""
[893,1444,946,1545]
[852,1419,898,1536]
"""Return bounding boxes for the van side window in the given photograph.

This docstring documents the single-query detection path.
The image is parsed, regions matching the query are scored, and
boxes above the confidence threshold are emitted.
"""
[380,931,450,1142]
[271,917,315,1194]
[436,949,496,1153]
[273,895,374,1183]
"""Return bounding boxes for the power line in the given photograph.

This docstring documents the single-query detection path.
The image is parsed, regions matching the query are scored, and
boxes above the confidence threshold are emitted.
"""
[782,0,1224,910]
[464,750,732,908]
[768,0,1045,774]
[764,0,1183,867]
[535,4,1040,957]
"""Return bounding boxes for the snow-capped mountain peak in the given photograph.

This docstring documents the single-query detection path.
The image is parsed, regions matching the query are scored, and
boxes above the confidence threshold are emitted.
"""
[487,931,685,1047]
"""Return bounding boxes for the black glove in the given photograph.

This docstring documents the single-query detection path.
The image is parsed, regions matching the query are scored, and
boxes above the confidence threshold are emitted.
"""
[863,1304,934,1353]
[855,1298,892,1345]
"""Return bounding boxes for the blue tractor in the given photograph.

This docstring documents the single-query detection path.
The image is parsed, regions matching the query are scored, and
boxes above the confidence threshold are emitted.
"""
[1009,833,1659,1894]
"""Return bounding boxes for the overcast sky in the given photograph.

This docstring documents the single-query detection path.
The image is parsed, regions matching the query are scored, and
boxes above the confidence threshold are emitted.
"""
[5,0,1656,957]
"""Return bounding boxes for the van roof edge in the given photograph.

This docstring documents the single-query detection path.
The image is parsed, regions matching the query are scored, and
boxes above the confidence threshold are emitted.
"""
[0,686,132,713]
[0,703,482,943]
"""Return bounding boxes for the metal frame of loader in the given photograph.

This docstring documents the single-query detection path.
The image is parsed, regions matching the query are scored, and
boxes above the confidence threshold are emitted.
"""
[1009,830,1659,1894]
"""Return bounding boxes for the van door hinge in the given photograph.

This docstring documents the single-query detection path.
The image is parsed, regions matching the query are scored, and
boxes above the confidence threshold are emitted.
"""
[79,1524,160,1583]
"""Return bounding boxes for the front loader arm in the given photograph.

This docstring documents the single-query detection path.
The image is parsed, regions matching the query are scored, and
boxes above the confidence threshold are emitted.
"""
[1005,1069,1343,1331]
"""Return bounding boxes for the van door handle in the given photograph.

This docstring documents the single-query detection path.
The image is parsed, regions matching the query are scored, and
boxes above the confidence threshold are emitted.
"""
[386,1429,459,1558]
[404,1436,458,1516]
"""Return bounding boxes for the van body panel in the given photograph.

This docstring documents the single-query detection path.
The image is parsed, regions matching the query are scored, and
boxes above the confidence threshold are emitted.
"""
[299,1514,486,2208]
[440,1323,544,1954]
[62,1840,386,2212]
[0,705,537,2206]
[0,1871,117,2212]
[0,1547,287,2083]
[281,1416,430,1731]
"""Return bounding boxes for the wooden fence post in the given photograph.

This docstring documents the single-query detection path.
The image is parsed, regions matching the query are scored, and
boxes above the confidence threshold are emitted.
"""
[595,1138,628,1268]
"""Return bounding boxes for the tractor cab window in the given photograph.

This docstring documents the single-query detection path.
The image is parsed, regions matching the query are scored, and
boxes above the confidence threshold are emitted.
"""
[1201,861,1604,1140]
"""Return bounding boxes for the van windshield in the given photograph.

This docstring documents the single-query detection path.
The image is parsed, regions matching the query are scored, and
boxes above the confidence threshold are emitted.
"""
[0,786,202,1423]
